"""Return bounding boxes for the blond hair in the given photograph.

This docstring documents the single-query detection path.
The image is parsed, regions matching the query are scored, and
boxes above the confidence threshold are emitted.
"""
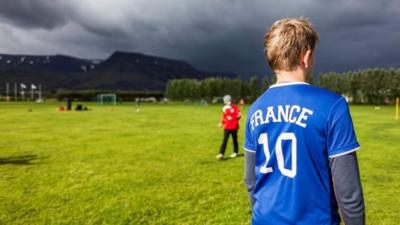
[264,18,318,71]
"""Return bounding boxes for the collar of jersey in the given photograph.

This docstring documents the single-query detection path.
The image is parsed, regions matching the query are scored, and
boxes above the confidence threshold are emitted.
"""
[269,81,310,88]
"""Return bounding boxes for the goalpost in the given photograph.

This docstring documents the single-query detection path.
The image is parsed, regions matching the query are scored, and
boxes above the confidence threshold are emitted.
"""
[98,93,117,105]
[396,97,399,121]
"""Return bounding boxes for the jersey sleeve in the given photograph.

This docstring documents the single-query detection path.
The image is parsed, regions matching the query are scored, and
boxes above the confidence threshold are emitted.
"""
[326,97,360,158]
[244,112,256,152]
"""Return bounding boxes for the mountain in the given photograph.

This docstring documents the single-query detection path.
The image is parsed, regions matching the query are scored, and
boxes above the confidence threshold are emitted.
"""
[0,51,233,94]
[0,54,100,94]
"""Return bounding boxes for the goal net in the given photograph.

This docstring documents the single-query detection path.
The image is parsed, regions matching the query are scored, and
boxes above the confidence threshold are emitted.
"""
[97,93,117,105]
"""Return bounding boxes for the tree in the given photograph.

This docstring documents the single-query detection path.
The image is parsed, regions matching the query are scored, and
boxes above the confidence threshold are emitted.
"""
[259,75,270,94]
[248,76,259,102]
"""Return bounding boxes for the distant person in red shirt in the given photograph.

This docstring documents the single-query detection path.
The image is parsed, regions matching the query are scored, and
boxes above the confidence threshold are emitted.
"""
[239,98,245,109]
[217,95,241,160]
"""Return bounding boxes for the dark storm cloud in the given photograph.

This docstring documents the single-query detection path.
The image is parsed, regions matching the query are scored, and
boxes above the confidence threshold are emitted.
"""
[0,0,399,75]
[0,0,70,29]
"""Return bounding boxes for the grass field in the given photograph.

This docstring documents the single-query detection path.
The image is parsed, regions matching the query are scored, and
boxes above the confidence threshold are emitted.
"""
[0,102,399,225]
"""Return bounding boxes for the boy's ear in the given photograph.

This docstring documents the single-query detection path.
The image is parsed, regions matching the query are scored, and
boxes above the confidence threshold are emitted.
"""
[302,50,313,69]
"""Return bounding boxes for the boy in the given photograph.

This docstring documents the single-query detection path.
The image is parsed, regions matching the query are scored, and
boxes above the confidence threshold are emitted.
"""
[217,95,241,159]
[244,18,365,225]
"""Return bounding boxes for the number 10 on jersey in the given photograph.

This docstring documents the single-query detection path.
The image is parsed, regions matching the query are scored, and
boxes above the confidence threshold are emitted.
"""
[258,132,297,178]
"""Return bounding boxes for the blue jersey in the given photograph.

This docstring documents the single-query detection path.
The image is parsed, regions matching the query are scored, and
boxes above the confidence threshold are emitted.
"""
[244,82,360,225]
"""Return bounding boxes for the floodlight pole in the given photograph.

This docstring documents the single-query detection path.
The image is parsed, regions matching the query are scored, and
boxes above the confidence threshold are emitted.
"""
[6,83,9,101]
[396,97,399,121]
[21,89,25,101]
[14,83,17,101]
[31,86,34,101]
[39,84,42,100]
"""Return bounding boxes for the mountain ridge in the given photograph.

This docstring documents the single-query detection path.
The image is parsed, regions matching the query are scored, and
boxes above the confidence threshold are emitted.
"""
[0,51,234,94]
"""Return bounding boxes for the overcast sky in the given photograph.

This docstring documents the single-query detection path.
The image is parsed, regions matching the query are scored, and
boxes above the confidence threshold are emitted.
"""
[0,0,399,75]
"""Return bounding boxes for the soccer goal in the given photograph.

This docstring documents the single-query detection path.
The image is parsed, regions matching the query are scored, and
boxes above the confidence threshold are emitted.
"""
[97,93,117,105]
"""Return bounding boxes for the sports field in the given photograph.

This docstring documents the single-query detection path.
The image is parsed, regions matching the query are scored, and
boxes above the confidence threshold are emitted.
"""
[0,102,399,225]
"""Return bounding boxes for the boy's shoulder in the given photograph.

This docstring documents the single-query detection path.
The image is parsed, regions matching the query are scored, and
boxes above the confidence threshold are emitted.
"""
[300,84,343,101]
[301,84,345,108]
[248,83,344,115]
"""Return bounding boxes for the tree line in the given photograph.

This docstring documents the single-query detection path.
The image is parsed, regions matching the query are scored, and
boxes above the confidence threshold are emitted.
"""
[166,68,400,104]
[317,68,400,104]
[166,76,271,103]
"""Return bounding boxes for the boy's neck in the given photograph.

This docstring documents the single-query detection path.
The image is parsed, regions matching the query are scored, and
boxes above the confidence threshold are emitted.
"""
[275,67,308,84]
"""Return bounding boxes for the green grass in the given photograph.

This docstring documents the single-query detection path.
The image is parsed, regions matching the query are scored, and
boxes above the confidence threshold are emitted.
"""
[0,102,399,224]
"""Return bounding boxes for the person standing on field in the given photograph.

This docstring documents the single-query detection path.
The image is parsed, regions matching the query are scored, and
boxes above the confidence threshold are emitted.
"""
[135,97,140,112]
[244,18,365,225]
[217,95,241,160]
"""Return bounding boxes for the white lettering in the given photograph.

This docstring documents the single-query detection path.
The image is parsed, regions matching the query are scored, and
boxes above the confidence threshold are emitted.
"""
[295,108,314,128]
[266,106,278,123]
[250,105,313,130]
[289,105,301,123]
[277,105,290,122]
[253,110,264,129]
